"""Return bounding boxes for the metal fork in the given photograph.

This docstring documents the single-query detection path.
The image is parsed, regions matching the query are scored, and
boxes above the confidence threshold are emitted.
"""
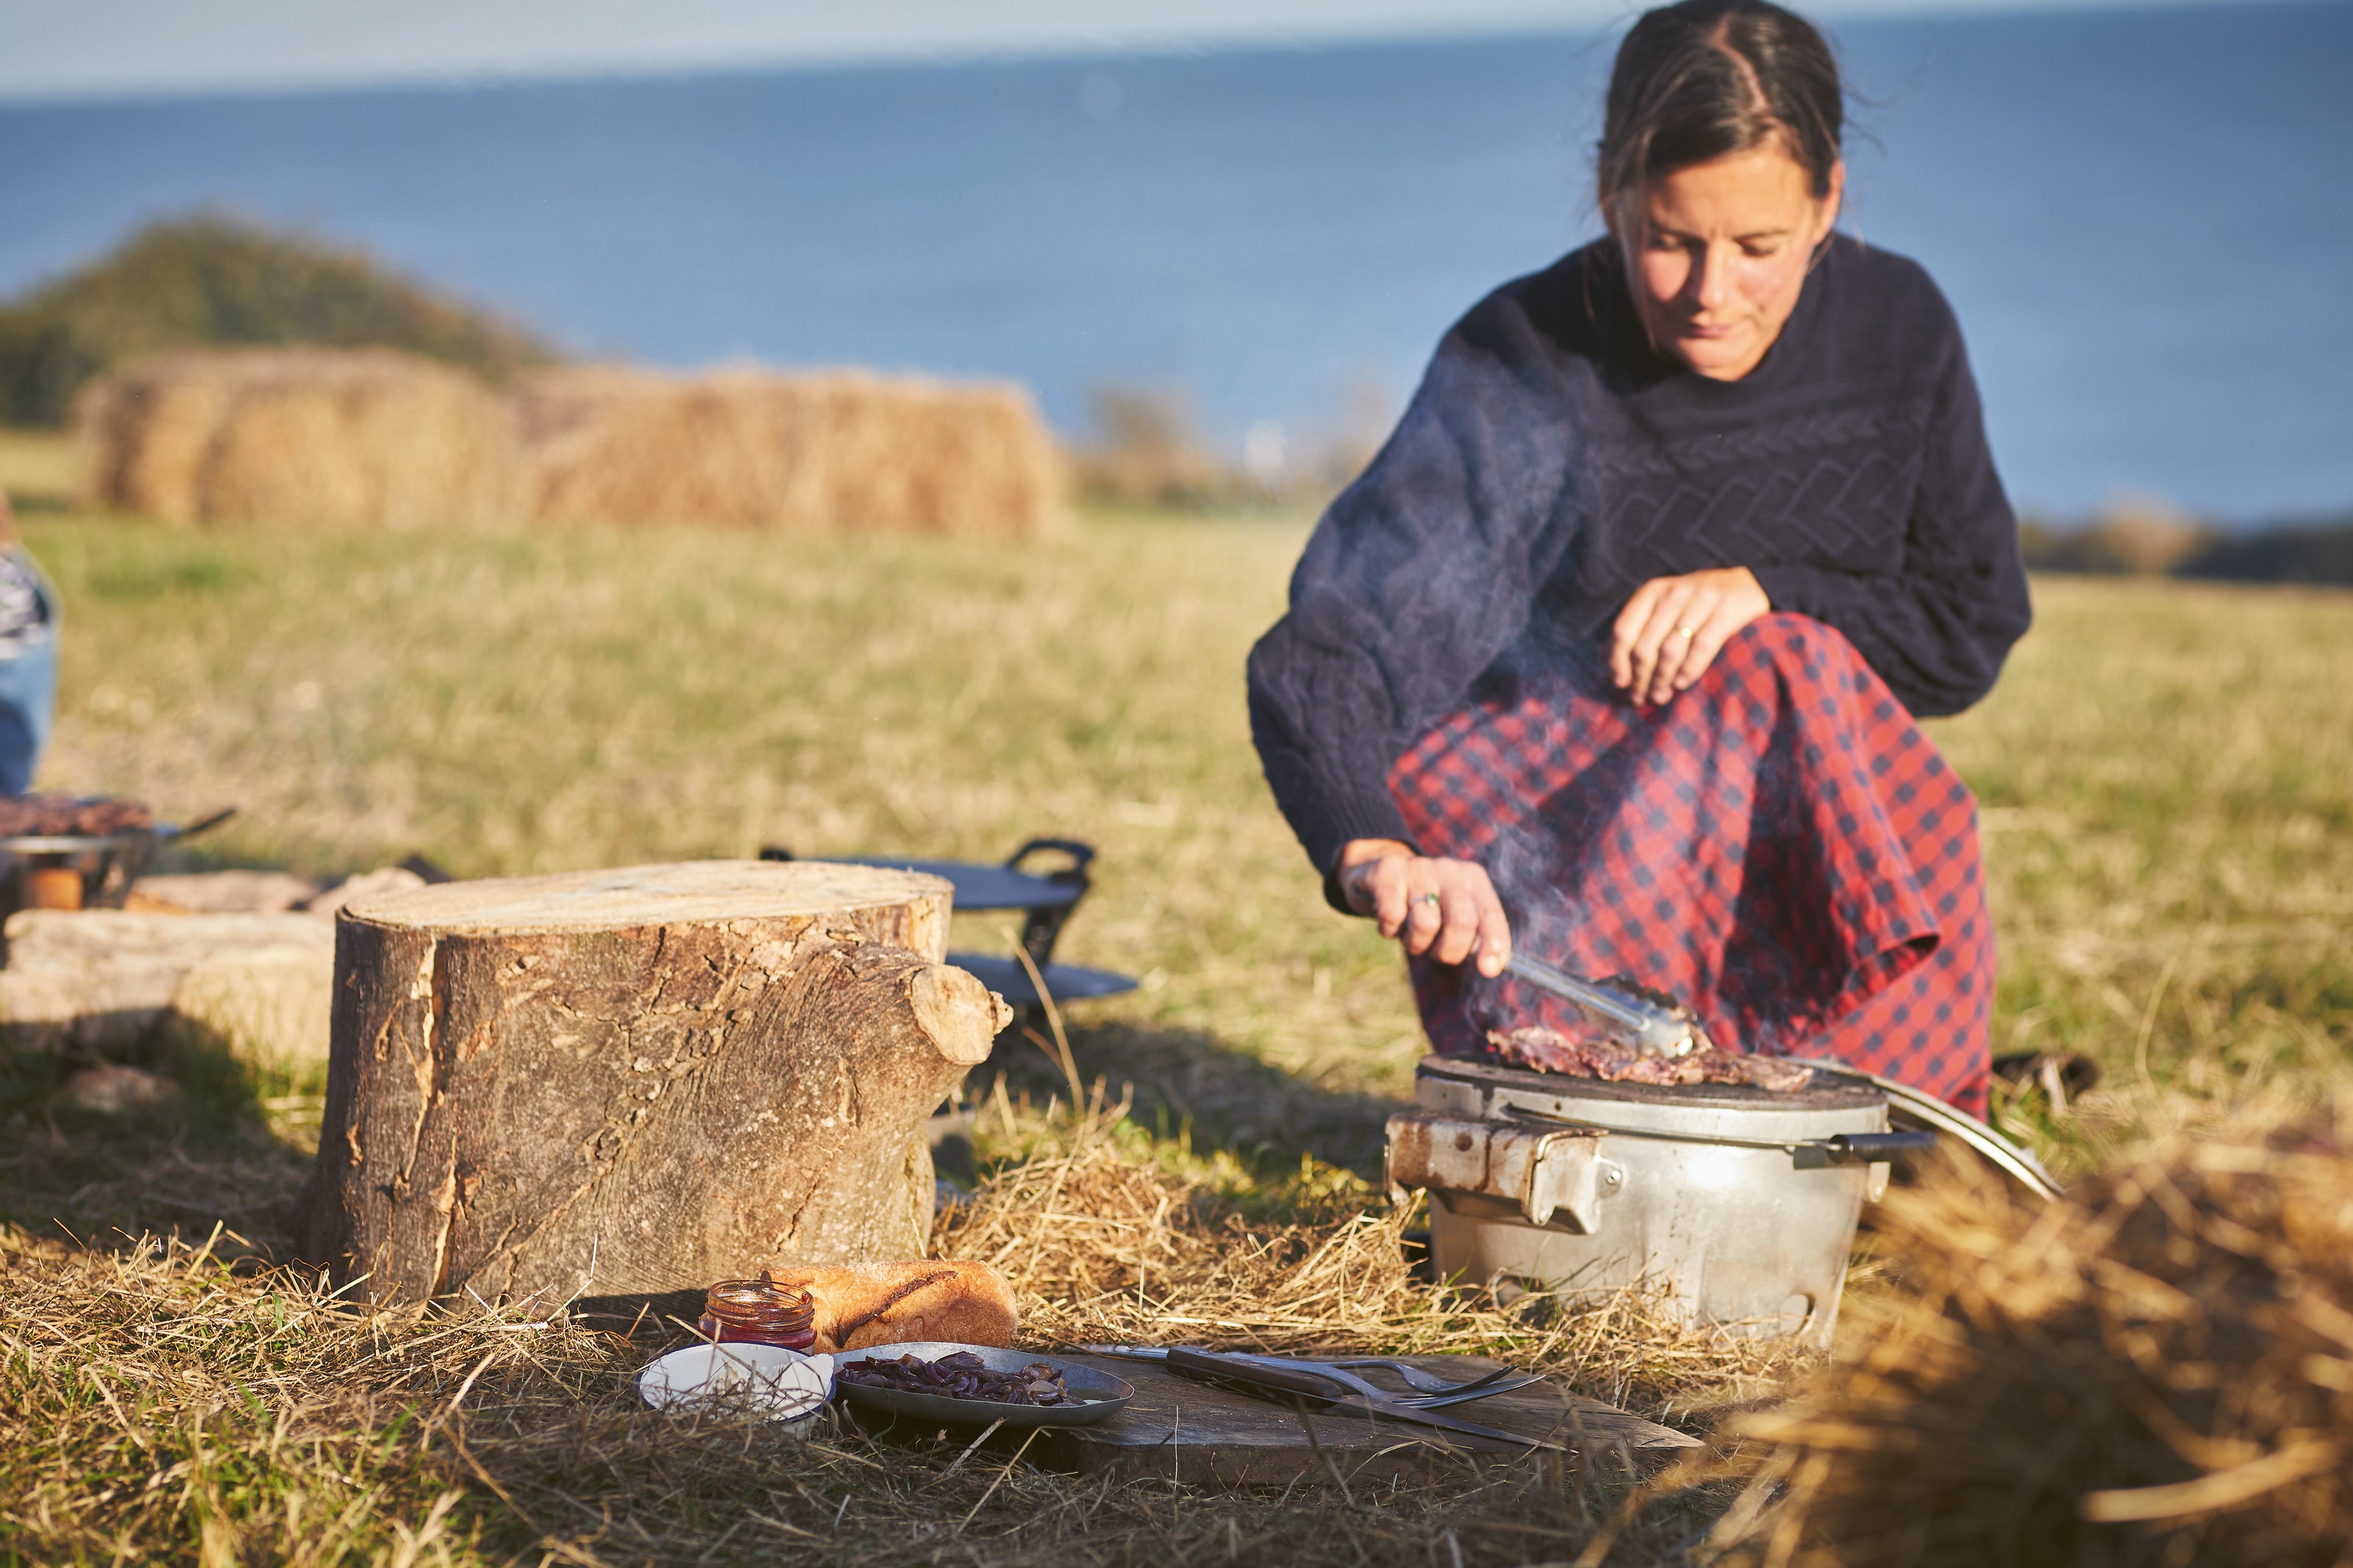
[1080,1347,1541,1407]
[1225,1353,1542,1408]
[1313,1356,1519,1396]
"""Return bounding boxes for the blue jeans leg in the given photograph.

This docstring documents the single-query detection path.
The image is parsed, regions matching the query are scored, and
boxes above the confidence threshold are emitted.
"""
[0,631,59,795]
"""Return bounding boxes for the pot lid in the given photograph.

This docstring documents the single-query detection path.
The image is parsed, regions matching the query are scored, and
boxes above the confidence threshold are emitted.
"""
[1415,1056,1888,1142]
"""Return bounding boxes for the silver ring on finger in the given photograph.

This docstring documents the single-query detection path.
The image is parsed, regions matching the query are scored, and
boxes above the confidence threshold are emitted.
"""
[1674,625,1698,639]
[1414,892,1442,909]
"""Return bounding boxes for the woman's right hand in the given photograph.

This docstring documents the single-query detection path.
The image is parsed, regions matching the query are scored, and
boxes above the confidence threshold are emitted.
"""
[1336,839,1512,978]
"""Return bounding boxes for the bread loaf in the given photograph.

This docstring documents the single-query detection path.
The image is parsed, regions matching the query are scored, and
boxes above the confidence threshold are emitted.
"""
[761,1260,1017,1353]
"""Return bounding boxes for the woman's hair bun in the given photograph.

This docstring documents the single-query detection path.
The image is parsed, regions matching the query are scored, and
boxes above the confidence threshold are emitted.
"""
[1599,0,1845,201]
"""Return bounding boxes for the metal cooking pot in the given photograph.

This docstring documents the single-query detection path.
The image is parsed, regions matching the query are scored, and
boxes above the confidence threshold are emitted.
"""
[1391,1055,1932,1347]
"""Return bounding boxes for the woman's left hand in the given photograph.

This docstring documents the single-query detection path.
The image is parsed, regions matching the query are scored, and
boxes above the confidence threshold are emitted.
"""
[1610,567,1771,705]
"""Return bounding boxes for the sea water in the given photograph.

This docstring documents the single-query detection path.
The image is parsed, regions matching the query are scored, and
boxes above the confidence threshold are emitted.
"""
[1,0,2346,520]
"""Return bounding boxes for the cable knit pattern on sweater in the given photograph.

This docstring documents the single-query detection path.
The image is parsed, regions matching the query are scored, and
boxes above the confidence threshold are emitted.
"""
[1246,235,2033,879]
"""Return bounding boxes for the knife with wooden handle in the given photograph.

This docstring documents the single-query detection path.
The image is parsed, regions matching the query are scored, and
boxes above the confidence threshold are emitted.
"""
[1163,1347,1570,1453]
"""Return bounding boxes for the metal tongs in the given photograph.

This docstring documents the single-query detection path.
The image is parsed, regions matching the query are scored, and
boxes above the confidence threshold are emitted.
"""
[1504,951,1715,1060]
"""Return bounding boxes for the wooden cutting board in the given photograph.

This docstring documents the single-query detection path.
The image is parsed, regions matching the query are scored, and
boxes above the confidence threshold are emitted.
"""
[854,1353,1701,1489]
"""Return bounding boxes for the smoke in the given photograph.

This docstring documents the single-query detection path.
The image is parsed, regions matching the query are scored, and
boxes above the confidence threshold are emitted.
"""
[1467,809,1577,1031]
[1449,631,1600,1042]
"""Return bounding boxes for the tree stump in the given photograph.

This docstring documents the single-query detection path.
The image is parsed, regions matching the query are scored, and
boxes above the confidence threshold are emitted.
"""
[298,861,1010,1307]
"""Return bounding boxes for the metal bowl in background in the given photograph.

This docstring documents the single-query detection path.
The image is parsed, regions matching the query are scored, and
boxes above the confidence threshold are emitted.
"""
[0,831,157,913]
[0,807,237,928]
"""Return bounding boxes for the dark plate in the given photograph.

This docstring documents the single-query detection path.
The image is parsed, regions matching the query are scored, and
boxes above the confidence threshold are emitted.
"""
[946,953,1138,1006]
[832,1342,1133,1428]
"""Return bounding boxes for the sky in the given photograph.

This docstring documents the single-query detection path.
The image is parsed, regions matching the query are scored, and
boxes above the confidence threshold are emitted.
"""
[0,0,2247,100]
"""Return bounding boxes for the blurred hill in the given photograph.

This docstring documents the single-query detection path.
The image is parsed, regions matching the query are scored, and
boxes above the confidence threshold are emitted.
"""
[2019,498,2212,578]
[2178,523,2353,587]
[1068,381,1393,512]
[2021,499,2353,590]
[0,215,554,426]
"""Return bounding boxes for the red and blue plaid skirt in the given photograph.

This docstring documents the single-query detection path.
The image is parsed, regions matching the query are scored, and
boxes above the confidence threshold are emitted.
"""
[1390,613,1992,1117]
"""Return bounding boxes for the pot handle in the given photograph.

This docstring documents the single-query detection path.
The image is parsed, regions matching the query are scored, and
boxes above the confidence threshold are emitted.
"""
[1824,1130,1940,1165]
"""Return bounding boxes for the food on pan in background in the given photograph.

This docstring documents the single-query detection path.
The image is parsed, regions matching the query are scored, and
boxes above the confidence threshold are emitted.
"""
[760,1260,1017,1353]
[0,794,155,837]
[698,1279,818,1350]
[835,1350,1079,1407]
[1490,1025,1816,1092]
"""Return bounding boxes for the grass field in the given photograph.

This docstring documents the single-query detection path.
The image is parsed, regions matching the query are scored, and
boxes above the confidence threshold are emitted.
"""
[3,461,2349,1563]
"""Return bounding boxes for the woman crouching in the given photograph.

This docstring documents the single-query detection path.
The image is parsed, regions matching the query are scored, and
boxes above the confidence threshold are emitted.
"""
[1246,0,2030,1117]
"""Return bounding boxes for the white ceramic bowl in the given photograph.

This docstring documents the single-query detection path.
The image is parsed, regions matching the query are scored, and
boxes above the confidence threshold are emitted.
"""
[636,1342,835,1424]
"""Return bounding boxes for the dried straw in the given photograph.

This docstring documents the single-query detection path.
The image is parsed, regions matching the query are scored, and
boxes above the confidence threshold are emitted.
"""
[514,365,1066,537]
[1691,1095,2353,1568]
[74,348,519,528]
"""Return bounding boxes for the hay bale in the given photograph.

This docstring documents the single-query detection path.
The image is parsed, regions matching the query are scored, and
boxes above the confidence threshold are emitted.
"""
[74,348,518,528]
[514,365,1065,537]
[1706,1100,2353,1567]
[73,350,1067,537]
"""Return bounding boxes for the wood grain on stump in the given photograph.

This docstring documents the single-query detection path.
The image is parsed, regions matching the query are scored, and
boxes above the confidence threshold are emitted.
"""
[298,861,1010,1308]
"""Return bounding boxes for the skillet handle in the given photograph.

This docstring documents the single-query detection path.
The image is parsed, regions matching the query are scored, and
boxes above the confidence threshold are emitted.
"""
[164,806,239,841]
[1165,1347,1342,1406]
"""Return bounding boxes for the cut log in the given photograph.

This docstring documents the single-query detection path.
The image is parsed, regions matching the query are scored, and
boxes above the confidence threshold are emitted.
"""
[0,909,336,1067]
[298,860,1010,1309]
[130,870,328,914]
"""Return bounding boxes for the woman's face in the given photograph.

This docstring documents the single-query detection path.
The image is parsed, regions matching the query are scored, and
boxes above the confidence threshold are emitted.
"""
[1608,142,1843,382]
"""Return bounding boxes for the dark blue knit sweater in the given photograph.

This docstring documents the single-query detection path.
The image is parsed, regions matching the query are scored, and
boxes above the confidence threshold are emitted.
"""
[1246,235,2033,881]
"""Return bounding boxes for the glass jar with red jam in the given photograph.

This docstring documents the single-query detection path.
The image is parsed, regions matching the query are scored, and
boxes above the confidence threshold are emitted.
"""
[699,1279,818,1350]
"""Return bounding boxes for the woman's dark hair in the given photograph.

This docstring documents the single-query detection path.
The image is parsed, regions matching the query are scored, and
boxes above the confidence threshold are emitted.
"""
[1598,0,1844,201]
